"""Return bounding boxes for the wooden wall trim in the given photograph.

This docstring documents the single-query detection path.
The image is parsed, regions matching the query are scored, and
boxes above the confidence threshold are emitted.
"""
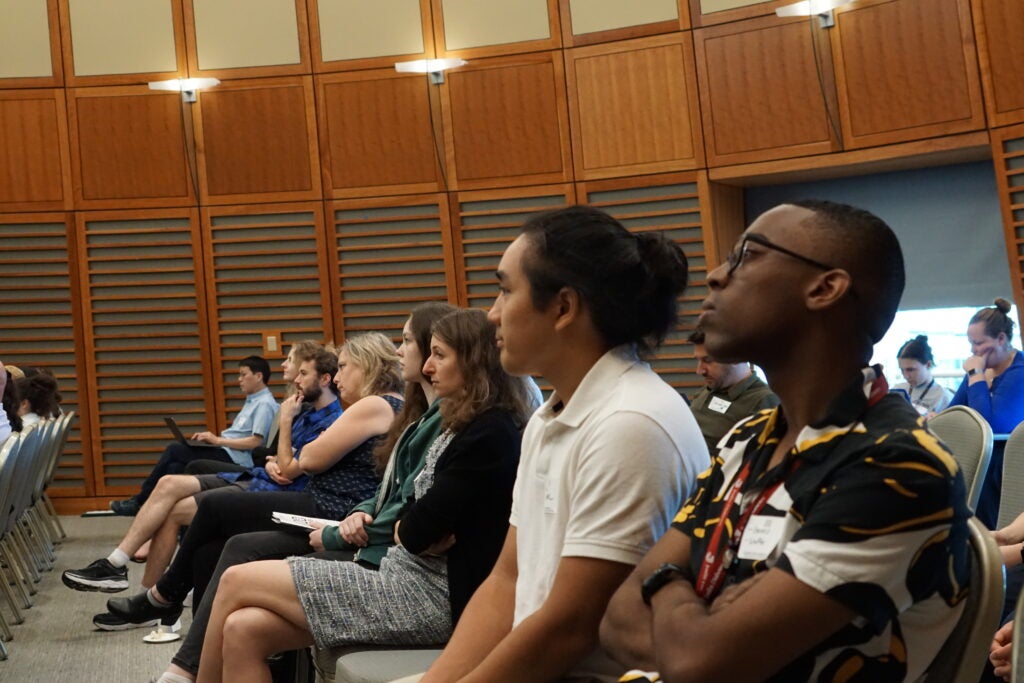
[991,123,1024,319]
[708,130,991,186]
[430,0,563,59]
[308,0,436,73]
[558,0,689,47]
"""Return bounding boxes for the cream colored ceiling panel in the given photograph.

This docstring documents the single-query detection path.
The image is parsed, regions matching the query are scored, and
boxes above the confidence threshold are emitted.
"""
[193,0,300,69]
[318,0,424,61]
[0,1,52,78]
[442,0,550,50]
[700,0,765,12]
[569,0,678,35]
[68,0,177,75]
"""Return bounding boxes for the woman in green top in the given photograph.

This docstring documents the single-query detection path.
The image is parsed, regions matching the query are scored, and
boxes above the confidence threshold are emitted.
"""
[153,301,457,683]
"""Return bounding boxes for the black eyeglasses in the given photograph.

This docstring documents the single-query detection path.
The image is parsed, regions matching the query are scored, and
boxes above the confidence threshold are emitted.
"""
[725,232,837,277]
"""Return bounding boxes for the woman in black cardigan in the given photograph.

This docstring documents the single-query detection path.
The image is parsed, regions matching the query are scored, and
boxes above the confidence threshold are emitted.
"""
[195,309,534,683]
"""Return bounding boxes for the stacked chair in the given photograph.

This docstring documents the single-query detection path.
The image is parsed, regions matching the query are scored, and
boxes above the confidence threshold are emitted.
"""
[0,412,75,660]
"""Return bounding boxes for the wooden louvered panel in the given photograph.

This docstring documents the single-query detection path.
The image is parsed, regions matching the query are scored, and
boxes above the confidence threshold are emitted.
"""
[450,185,575,308]
[328,195,456,342]
[578,172,709,393]
[203,203,333,421]
[992,125,1024,314]
[76,210,214,495]
[0,214,90,495]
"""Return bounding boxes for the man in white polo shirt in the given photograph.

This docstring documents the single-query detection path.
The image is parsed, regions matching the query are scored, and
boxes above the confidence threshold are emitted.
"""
[416,206,708,682]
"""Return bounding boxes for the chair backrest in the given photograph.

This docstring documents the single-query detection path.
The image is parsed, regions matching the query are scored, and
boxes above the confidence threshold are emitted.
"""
[923,516,1004,682]
[999,421,1024,531]
[929,406,993,512]
[28,417,59,501]
[6,425,42,528]
[0,434,22,534]
[41,411,74,487]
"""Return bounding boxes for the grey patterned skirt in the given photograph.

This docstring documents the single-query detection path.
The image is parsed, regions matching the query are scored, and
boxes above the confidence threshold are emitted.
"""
[289,546,451,650]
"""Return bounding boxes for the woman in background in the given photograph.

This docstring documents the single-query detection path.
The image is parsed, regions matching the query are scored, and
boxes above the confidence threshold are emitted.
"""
[15,368,62,430]
[892,335,952,415]
[949,297,1024,528]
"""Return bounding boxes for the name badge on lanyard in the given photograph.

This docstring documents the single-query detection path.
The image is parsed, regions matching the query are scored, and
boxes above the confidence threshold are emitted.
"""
[736,515,786,561]
[708,396,732,414]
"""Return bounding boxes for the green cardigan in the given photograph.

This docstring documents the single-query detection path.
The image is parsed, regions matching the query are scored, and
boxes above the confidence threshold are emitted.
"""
[321,400,443,566]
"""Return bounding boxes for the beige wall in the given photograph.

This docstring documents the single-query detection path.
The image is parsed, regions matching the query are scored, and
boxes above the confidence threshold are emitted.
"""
[441,0,550,50]
[700,0,766,12]
[318,0,424,61]
[193,0,301,69]
[68,0,177,76]
[0,2,52,78]
[569,0,678,35]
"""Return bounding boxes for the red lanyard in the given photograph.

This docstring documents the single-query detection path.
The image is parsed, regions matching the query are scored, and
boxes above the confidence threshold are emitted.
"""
[694,457,794,600]
[694,370,890,601]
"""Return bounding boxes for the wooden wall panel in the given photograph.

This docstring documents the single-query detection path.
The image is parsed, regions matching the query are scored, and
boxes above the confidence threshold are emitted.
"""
[75,210,215,495]
[202,202,334,421]
[67,87,195,208]
[565,32,703,180]
[443,52,573,190]
[195,76,321,205]
[992,125,1024,316]
[694,15,839,167]
[327,194,457,341]
[577,172,709,392]
[449,185,575,308]
[830,0,986,149]
[0,90,72,212]
[972,0,1024,128]
[0,213,90,496]
[317,71,443,198]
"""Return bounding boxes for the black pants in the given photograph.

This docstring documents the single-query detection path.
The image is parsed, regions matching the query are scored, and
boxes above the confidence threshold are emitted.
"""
[155,488,321,604]
[136,443,234,505]
[171,529,354,674]
[185,458,251,476]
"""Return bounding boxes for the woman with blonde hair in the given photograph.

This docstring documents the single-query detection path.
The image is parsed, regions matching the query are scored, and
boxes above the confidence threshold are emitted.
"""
[195,309,531,683]
[103,333,404,634]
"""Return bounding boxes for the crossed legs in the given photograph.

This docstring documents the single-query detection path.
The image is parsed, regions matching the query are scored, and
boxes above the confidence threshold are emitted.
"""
[119,475,200,587]
[196,560,313,683]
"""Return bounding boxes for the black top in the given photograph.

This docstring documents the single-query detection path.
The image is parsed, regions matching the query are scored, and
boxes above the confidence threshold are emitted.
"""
[396,407,522,624]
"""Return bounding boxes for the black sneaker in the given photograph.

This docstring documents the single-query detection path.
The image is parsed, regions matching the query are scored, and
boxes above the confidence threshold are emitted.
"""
[109,498,140,516]
[62,559,129,592]
[92,611,159,631]
[107,590,183,625]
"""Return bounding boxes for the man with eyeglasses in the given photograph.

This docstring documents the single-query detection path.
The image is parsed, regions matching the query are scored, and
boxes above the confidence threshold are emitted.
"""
[600,200,971,682]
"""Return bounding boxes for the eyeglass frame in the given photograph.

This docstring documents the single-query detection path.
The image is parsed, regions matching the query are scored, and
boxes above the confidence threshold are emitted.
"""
[725,232,838,277]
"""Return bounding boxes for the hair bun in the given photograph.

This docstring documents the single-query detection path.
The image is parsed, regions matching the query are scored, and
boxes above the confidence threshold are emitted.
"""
[914,334,928,343]
[995,297,1012,314]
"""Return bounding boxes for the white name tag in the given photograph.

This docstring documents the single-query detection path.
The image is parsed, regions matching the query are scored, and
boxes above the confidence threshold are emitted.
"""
[737,515,785,561]
[708,396,732,414]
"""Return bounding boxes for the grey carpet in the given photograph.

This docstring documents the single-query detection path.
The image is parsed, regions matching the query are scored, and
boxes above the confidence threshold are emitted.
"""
[0,515,193,683]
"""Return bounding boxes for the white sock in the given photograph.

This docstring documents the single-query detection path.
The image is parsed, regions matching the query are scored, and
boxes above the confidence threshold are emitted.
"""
[107,548,130,568]
[153,673,193,683]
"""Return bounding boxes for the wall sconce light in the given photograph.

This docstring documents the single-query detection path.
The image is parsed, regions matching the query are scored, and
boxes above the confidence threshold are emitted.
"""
[776,0,852,28]
[394,58,468,85]
[148,77,221,103]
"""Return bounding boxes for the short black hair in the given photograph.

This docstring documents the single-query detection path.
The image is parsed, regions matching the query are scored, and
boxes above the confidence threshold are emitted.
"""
[239,356,271,385]
[790,200,904,346]
[519,205,689,356]
[897,335,934,365]
[687,329,705,345]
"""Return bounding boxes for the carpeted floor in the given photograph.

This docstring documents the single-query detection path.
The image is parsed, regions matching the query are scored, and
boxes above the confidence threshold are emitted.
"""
[0,514,193,683]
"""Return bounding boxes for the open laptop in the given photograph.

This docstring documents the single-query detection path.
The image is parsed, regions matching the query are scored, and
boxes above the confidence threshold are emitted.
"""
[164,417,212,447]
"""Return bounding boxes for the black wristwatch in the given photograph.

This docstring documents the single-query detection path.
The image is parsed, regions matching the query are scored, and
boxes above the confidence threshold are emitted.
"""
[641,563,692,605]
[967,367,980,377]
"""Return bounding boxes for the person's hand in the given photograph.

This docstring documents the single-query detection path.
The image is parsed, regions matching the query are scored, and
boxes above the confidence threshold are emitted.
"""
[280,393,303,424]
[264,461,293,486]
[191,431,220,445]
[995,515,1024,546]
[964,354,987,376]
[990,620,1014,680]
[709,571,768,615]
[338,511,374,547]
[309,526,326,551]
[999,543,1022,567]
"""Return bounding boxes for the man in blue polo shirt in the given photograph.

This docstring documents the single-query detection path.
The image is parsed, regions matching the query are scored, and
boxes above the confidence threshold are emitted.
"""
[108,356,278,516]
